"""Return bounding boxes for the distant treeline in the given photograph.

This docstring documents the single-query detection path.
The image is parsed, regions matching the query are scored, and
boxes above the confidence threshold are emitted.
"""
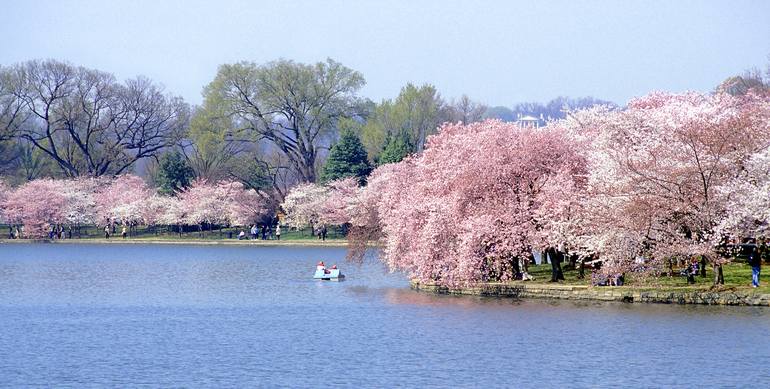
[1,57,767,210]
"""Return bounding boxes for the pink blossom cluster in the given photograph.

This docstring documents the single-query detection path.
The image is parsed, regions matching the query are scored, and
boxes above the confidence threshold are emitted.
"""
[284,121,587,285]
[566,91,770,272]
[0,175,267,238]
[282,91,770,286]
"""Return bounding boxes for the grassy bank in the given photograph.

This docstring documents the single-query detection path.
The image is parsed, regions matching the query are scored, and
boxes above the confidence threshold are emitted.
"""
[506,262,770,294]
[0,224,346,244]
[0,236,349,247]
[411,263,770,306]
[0,227,349,247]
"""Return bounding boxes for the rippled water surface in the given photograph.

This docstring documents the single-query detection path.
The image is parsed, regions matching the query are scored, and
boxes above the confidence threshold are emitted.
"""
[1,243,768,388]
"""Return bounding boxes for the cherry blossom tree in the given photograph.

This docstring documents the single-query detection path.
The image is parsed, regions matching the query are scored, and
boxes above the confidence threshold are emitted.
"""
[60,178,100,236]
[139,194,186,236]
[717,147,770,237]
[179,179,226,234]
[179,179,266,234]
[566,91,770,284]
[94,175,153,230]
[151,195,187,235]
[2,179,68,238]
[280,183,331,230]
[0,174,268,237]
[298,120,588,286]
[222,181,267,226]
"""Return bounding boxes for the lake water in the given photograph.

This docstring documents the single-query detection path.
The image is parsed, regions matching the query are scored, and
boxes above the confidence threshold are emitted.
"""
[0,243,768,388]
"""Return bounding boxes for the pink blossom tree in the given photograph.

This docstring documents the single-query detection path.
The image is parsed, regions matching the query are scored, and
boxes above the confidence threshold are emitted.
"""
[280,183,330,231]
[2,179,68,238]
[567,91,770,283]
[155,195,187,235]
[221,181,267,226]
[179,179,266,234]
[56,178,102,237]
[94,175,153,234]
[312,120,588,286]
[179,179,225,235]
[717,147,770,238]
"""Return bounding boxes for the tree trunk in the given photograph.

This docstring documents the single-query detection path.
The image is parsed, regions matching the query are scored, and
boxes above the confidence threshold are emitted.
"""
[511,256,520,279]
[568,253,577,270]
[555,253,564,281]
[700,256,707,277]
[713,263,724,285]
[548,248,565,282]
[522,252,535,273]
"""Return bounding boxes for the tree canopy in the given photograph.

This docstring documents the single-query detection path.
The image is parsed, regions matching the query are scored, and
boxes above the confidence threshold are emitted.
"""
[204,58,365,183]
[0,60,189,177]
[321,129,372,185]
[155,150,195,196]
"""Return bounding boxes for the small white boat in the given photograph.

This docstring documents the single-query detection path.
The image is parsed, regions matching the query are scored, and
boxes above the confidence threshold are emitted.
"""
[314,268,345,281]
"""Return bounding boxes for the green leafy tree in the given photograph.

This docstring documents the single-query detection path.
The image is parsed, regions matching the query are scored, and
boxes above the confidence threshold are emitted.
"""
[156,151,195,195]
[377,130,413,165]
[360,83,445,158]
[204,58,365,183]
[184,98,245,181]
[321,129,372,185]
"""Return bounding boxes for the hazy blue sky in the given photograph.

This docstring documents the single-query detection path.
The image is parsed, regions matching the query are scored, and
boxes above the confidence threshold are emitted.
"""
[2,0,768,107]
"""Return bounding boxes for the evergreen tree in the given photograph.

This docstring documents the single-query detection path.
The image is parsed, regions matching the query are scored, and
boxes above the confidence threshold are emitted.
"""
[321,130,372,185]
[156,151,195,195]
[377,130,413,165]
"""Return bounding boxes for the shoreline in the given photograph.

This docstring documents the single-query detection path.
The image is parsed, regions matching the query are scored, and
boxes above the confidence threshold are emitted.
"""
[0,238,350,247]
[411,281,770,307]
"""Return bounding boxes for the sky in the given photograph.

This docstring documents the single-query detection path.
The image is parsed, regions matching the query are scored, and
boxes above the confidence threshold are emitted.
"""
[2,0,768,107]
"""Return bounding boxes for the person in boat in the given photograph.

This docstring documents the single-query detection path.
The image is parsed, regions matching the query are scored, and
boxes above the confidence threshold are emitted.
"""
[330,264,337,270]
[316,261,325,271]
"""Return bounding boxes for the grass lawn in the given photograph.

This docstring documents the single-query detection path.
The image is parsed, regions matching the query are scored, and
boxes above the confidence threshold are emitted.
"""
[0,224,346,242]
[521,262,770,294]
[125,228,345,242]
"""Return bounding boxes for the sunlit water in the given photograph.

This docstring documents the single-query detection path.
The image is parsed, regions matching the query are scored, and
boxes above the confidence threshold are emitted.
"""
[0,243,768,387]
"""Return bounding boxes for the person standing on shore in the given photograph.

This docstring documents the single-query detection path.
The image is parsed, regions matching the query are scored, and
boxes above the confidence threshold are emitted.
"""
[104,225,110,239]
[748,240,761,287]
[275,224,281,240]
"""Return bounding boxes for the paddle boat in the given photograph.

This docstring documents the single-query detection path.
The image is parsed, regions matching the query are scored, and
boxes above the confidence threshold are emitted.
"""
[314,265,345,281]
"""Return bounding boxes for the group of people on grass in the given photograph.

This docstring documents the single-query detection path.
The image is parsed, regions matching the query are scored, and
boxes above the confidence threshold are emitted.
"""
[237,223,281,241]
[103,224,128,239]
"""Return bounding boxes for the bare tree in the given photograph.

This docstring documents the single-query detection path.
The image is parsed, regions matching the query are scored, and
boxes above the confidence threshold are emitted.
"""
[0,59,188,177]
[445,94,487,124]
[0,66,27,141]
